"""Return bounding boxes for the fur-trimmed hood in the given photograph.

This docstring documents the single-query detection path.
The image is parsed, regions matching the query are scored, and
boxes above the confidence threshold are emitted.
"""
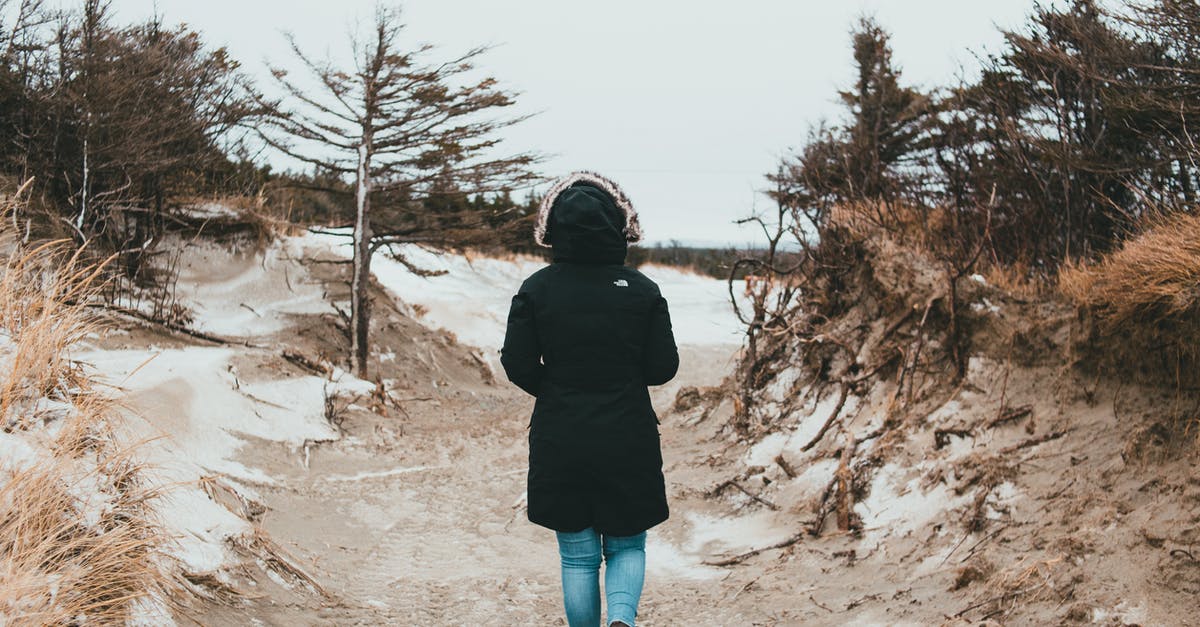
[534,171,642,248]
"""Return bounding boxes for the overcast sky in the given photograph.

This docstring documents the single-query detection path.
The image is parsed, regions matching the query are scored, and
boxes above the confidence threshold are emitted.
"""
[107,0,1040,246]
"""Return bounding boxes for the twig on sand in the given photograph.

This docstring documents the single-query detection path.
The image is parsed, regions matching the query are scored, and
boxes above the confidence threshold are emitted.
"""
[237,389,290,410]
[708,479,780,511]
[941,525,1006,567]
[1170,548,1197,562]
[87,302,263,348]
[1000,429,1068,454]
[243,528,332,600]
[940,530,973,567]
[809,594,834,613]
[987,404,1033,430]
[703,532,806,567]
[282,349,331,376]
[729,575,761,602]
[952,584,1041,619]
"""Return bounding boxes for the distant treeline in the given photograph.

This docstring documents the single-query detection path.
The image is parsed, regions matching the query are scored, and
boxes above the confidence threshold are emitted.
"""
[627,242,782,280]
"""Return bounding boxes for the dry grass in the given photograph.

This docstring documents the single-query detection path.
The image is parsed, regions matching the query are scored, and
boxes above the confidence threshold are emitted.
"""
[1059,211,1200,331]
[0,239,102,428]
[1058,211,1200,389]
[0,446,170,624]
[830,199,961,252]
[969,554,1066,619]
[0,183,176,624]
[981,261,1051,300]
[176,193,300,243]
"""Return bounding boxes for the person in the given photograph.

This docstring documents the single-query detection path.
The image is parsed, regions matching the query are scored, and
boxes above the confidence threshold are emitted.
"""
[500,171,679,627]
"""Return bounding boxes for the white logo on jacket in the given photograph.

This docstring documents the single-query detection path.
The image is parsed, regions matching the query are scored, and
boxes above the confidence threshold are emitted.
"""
[613,279,629,287]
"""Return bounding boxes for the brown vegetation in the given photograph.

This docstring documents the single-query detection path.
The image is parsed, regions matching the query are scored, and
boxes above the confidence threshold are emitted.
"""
[1059,211,1200,390]
[1059,211,1200,331]
[0,192,175,623]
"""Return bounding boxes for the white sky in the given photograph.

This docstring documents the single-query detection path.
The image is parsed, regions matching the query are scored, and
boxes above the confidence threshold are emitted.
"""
[106,0,1039,246]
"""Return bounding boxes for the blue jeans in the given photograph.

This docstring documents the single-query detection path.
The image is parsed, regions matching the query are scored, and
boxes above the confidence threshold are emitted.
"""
[555,528,646,627]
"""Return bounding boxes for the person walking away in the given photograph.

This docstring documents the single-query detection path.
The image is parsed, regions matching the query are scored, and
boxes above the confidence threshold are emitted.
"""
[500,171,679,627]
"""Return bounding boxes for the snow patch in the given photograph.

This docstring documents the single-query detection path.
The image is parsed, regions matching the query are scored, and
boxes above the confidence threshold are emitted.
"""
[81,346,346,576]
[300,232,745,351]
[176,238,331,338]
[743,388,860,468]
[791,458,839,497]
[324,465,445,482]
[855,464,971,549]
[1092,601,1148,625]
[745,431,790,468]
[684,511,794,555]
[646,535,723,580]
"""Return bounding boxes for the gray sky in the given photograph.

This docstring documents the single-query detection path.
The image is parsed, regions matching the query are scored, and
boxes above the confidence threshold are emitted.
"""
[109,0,1039,246]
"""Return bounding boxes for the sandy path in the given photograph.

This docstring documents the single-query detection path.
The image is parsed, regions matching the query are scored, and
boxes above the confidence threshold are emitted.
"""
[88,239,813,624]
[179,339,815,626]
[90,239,1199,625]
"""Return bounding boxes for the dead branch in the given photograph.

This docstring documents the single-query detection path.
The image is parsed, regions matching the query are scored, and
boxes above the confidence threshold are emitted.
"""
[935,427,973,449]
[894,297,937,406]
[703,532,806,567]
[709,479,780,511]
[86,302,260,347]
[774,454,797,479]
[809,474,839,536]
[987,405,1033,430]
[799,383,850,452]
[846,347,901,384]
[282,349,332,376]
[242,529,332,600]
[835,433,858,532]
[1000,429,1068,454]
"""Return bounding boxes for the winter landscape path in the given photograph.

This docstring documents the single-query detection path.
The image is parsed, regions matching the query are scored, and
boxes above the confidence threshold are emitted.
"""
[90,238,848,625]
[86,236,1183,626]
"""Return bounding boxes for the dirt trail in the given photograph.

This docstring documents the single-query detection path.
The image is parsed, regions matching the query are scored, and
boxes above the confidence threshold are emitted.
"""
[93,241,823,625]
[176,332,806,625]
[97,239,1194,625]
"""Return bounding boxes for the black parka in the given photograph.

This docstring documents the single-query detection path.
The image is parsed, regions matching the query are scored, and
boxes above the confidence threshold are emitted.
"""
[500,173,679,536]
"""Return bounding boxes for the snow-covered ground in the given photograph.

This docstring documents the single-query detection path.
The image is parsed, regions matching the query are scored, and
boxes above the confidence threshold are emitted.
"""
[175,237,333,338]
[71,237,376,587]
[80,345,373,577]
[301,231,747,352]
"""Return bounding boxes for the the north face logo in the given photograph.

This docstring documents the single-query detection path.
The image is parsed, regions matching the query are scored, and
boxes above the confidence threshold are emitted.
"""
[613,279,629,287]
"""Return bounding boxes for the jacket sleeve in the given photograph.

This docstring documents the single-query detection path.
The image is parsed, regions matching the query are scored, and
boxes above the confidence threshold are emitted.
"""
[642,292,679,386]
[500,288,544,397]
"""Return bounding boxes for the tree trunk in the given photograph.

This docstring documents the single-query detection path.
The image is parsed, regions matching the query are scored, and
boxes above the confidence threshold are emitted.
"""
[77,132,89,235]
[350,135,373,377]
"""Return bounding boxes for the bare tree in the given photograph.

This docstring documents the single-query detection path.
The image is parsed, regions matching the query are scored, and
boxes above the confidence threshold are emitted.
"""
[264,6,537,376]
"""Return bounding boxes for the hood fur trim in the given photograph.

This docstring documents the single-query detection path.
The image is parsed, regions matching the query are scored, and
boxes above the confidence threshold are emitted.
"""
[534,171,641,247]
